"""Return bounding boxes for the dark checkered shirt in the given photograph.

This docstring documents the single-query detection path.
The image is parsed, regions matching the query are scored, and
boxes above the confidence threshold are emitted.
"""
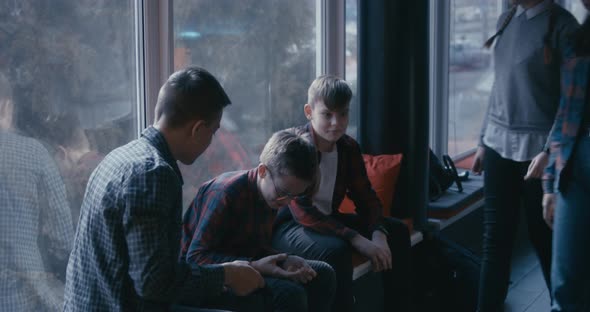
[63,126,224,311]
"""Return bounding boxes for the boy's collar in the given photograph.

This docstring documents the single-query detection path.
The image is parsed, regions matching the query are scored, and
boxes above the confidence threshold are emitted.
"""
[516,0,552,20]
[248,167,271,209]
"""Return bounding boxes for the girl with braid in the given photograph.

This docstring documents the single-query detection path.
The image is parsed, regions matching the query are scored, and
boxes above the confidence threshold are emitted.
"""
[542,0,590,310]
[471,1,579,311]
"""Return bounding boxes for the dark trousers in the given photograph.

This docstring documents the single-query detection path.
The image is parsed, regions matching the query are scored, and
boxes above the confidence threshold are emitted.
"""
[478,146,553,311]
[200,260,335,312]
[272,214,411,312]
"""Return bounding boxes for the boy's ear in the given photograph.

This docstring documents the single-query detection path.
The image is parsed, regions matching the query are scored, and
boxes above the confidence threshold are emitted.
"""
[258,163,267,178]
[55,145,70,165]
[304,103,312,120]
[57,145,67,158]
[190,119,207,137]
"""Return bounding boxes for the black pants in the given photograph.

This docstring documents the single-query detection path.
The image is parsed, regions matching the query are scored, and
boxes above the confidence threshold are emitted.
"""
[272,214,411,312]
[478,146,553,311]
[200,260,335,312]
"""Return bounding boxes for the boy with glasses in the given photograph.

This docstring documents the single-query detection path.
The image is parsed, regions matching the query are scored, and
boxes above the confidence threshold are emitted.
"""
[181,130,336,312]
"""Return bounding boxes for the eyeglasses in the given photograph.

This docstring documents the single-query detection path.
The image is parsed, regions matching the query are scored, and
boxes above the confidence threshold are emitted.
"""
[267,169,307,201]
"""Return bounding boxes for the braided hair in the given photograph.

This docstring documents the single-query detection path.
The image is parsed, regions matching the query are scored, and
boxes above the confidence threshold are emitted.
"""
[484,1,557,64]
[484,5,517,49]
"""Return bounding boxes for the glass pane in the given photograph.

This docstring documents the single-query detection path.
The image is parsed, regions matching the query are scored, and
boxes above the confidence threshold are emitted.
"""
[173,0,317,209]
[346,0,359,139]
[562,0,588,24]
[447,0,503,156]
[0,0,138,309]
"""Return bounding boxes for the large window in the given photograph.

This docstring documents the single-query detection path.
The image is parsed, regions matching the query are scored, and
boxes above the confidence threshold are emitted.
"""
[447,0,503,157]
[0,0,356,307]
[0,0,139,309]
[172,0,317,208]
[438,1,587,157]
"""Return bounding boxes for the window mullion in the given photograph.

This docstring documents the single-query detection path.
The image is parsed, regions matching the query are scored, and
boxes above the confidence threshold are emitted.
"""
[429,0,450,158]
[319,0,345,77]
[143,0,173,128]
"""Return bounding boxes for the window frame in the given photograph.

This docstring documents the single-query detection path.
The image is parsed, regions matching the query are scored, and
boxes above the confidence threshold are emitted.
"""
[141,0,348,131]
[142,0,173,129]
[319,0,346,78]
[429,0,509,160]
[134,0,148,137]
[429,0,450,158]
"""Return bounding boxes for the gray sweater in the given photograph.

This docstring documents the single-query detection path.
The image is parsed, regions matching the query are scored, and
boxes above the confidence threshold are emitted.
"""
[481,1,578,161]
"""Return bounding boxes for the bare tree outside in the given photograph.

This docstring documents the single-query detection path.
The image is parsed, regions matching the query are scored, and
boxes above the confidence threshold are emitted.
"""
[173,0,318,209]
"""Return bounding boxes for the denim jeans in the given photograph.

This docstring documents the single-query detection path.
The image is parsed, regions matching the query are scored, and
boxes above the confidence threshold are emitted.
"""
[551,136,590,312]
[478,146,553,311]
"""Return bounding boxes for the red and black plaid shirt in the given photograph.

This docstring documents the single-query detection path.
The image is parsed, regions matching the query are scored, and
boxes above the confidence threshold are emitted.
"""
[181,168,278,265]
[277,123,385,240]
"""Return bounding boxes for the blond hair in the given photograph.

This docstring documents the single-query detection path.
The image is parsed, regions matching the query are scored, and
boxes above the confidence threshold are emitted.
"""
[259,130,318,182]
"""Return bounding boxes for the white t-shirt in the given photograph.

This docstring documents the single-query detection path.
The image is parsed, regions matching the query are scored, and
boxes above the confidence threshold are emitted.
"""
[313,148,338,215]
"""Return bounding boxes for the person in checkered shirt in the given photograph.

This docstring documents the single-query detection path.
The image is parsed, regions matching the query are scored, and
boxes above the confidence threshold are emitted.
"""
[181,130,336,311]
[63,67,264,311]
[0,72,74,311]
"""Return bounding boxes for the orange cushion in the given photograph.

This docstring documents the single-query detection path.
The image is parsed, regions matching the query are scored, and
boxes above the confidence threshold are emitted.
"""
[338,153,403,217]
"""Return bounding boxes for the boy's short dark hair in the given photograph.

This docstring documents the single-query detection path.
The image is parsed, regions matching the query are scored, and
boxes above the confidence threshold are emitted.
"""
[307,75,352,111]
[259,130,318,183]
[155,66,231,127]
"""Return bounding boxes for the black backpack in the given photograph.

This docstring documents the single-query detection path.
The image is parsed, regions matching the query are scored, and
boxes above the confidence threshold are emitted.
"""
[429,149,463,201]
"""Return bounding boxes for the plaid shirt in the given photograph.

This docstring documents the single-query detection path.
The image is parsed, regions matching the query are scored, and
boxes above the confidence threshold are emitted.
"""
[63,126,224,311]
[1,130,73,311]
[276,123,385,240]
[543,43,590,194]
[181,169,277,265]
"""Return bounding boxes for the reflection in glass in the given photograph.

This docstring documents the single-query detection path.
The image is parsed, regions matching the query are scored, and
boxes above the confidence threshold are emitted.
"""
[173,0,317,209]
[448,0,502,156]
[0,1,138,309]
[1,72,73,311]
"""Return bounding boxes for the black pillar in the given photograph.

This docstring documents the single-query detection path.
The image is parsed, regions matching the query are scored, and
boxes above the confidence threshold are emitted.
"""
[358,0,429,230]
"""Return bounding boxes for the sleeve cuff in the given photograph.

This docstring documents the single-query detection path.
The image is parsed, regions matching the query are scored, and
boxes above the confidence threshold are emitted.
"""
[373,225,389,237]
[176,263,225,305]
[542,179,555,194]
[368,216,387,235]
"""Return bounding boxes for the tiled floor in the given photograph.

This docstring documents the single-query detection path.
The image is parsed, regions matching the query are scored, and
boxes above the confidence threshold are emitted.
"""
[443,206,552,312]
[504,221,551,312]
